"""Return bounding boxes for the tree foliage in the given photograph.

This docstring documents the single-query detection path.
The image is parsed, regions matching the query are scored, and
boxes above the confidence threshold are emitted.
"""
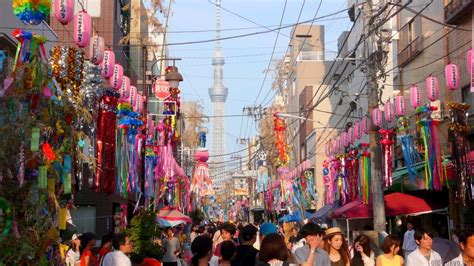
[127,209,162,259]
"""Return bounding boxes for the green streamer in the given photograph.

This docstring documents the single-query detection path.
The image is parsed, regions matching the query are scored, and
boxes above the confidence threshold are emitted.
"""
[64,173,71,194]
[31,127,40,151]
[38,166,47,189]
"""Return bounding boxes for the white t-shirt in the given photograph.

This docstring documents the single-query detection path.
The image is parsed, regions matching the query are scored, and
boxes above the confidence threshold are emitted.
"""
[403,229,417,252]
[444,254,464,266]
[406,248,443,266]
[101,250,131,266]
[65,248,80,266]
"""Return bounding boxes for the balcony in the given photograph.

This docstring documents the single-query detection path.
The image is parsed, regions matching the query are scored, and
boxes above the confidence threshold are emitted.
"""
[296,51,324,62]
[445,0,473,24]
[398,36,423,68]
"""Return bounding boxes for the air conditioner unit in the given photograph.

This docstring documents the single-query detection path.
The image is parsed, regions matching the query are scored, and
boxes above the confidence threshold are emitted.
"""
[430,100,443,121]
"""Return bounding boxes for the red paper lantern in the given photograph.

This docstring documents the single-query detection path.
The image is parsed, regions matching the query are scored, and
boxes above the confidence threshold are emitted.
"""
[73,11,91,48]
[110,64,124,89]
[54,0,74,25]
[384,100,394,122]
[444,63,460,91]
[371,108,382,127]
[89,35,105,65]
[102,50,115,78]
[395,95,406,117]
[410,85,422,108]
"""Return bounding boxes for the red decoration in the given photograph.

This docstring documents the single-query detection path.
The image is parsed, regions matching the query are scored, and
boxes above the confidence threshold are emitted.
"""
[379,129,395,187]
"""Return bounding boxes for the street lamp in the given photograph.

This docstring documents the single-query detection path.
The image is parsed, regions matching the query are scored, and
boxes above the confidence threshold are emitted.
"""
[165,66,183,88]
[275,112,325,126]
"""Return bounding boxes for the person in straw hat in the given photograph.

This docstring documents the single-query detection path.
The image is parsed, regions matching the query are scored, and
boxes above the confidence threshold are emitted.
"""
[323,227,350,266]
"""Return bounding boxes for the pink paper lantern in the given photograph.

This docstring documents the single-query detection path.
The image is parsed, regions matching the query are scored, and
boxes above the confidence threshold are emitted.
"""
[384,100,394,122]
[395,95,406,116]
[336,136,342,152]
[444,63,460,91]
[89,35,105,65]
[134,93,142,113]
[110,64,124,89]
[468,49,472,75]
[73,11,91,48]
[371,108,382,127]
[410,85,422,108]
[361,116,369,134]
[425,75,439,102]
[348,127,355,144]
[102,50,115,78]
[342,132,349,147]
[54,0,74,25]
[331,139,337,152]
[129,85,137,107]
[354,121,361,139]
[120,76,130,100]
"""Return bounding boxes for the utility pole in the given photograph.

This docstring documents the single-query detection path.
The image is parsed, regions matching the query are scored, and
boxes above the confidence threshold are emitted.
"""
[366,0,386,232]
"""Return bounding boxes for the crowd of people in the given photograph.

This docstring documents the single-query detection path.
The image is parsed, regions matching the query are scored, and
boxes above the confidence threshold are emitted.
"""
[60,220,473,266]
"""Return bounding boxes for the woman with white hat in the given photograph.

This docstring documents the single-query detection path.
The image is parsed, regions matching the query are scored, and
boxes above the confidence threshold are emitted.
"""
[324,227,350,266]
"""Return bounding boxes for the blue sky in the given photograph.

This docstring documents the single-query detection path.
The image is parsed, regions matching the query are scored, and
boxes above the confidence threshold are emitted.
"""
[166,0,351,156]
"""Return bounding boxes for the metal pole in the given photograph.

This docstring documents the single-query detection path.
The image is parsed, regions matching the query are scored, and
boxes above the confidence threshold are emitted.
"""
[366,0,386,232]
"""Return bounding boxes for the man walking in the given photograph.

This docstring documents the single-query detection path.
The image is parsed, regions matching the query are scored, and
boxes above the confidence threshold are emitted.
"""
[406,228,442,266]
[102,233,133,266]
[403,221,417,257]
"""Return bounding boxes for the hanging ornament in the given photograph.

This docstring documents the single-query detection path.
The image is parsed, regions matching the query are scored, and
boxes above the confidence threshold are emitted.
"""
[371,108,382,127]
[89,35,105,65]
[54,0,74,25]
[110,64,124,89]
[410,85,422,108]
[379,129,395,187]
[12,0,51,25]
[395,95,406,116]
[426,75,439,102]
[102,50,115,78]
[445,63,460,91]
[73,11,91,48]
[129,85,137,107]
[384,100,395,122]
[120,76,130,100]
[361,116,369,134]
[336,136,342,152]
[354,121,361,139]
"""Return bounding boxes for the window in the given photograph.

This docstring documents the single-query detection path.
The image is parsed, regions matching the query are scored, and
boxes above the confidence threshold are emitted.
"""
[295,35,313,52]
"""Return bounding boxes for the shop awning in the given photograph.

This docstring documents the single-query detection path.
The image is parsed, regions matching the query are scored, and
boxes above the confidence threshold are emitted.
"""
[334,192,447,219]
[333,200,363,216]
[312,203,334,219]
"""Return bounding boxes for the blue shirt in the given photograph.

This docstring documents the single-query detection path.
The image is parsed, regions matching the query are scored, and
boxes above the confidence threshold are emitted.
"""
[295,245,331,266]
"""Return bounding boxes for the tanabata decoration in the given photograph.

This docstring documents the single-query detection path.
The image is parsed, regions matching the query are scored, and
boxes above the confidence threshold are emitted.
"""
[322,160,332,204]
[447,103,472,205]
[426,75,439,102]
[54,0,74,25]
[0,51,6,72]
[89,35,105,65]
[445,63,460,91]
[303,170,317,205]
[396,116,421,182]
[358,143,371,204]
[0,197,12,242]
[417,106,445,190]
[12,0,51,25]
[346,148,359,202]
[50,46,85,92]
[274,113,289,166]
[410,85,422,108]
[73,11,91,48]
[379,129,395,187]
[257,164,270,193]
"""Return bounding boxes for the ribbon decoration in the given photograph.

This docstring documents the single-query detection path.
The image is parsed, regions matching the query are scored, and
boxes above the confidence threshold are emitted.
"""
[144,137,156,208]
[257,165,270,193]
[346,148,359,201]
[303,170,317,205]
[447,103,472,205]
[359,143,371,204]
[379,129,395,187]
[322,160,332,204]
[396,117,421,181]
[274,113,289,166]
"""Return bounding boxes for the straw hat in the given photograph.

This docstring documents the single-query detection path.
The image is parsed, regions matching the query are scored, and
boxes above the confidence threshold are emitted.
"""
[324,227,343,238]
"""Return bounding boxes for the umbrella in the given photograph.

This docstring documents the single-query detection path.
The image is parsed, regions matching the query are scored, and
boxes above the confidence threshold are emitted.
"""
[278,211,312,223]
[156,206,192,227]
[432,237,462,263]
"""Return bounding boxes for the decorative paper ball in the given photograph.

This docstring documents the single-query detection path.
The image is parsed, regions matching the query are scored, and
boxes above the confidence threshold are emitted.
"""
[12,0,51,25]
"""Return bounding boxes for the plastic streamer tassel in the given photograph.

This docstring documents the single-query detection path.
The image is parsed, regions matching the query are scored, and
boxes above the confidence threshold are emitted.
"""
[358,143,371,204]
[379,129,395,187]
[144,137,156,208]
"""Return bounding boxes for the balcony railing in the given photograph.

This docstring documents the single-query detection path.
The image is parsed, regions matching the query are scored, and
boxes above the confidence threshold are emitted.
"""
[398,36,423,68]
[296,51,324,62]
[445,0,472,24]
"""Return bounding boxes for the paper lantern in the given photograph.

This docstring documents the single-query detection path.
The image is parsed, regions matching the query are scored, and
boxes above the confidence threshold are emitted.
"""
[54,0,74,25]
[120,76,130,99]
[348,127,355,144]
[395,95,406,116]
[410,85,422,108]
[354,121,361,139]
[102,50,115,78]
[89,35,105,65]
[336,136,342,152]
[331,139,337,152]
[135,93,142,113]
[384,100,394,122]
[444,63,459,91]
[361,116,369,134]
[129,85,137,107]
[73,11,91,48]
[371,108,382,127]
[325,142,330,156]
[425,75,439,102]
[110,64,124,89]
[468,49,472,75]
[342,132,349,147]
